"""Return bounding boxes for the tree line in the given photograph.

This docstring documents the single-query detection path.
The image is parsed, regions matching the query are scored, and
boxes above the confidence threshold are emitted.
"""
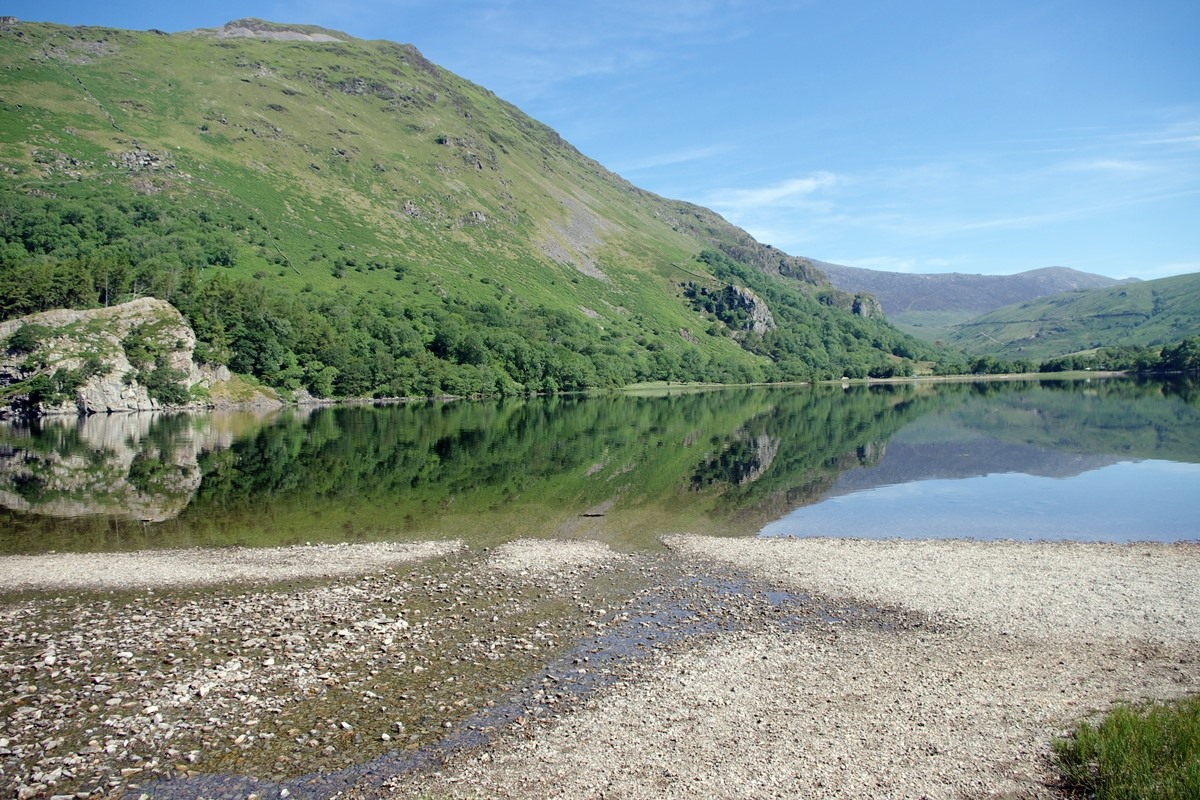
[4,183,1193,400]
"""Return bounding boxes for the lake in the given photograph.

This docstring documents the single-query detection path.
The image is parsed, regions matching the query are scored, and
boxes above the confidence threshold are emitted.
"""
[1,377,1198,554]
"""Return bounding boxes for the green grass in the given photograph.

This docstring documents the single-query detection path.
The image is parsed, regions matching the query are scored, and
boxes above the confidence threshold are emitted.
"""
[889,310,980,341]
[947,273,1200,360]
[0,20,949,397]
[1053,696,1200,799]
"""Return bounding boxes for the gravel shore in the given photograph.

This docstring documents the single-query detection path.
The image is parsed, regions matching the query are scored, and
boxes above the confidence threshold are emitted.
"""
[384,536,1200,800]
[2,536,1196,799]
[0,541,464,592]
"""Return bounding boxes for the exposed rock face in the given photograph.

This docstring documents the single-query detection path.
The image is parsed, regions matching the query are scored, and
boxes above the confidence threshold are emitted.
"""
[851,293,884,318]
[682,282,778,339]
[0,298,218,416]
[734,286,778,335]
[200,18,349,43]
[540,192,611,281]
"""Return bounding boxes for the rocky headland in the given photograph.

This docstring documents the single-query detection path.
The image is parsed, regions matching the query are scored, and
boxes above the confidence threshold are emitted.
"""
[0,298,278,418]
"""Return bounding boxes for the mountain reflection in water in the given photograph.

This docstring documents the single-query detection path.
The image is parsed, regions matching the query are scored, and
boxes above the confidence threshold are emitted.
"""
[759,378,1200,543]
[1,377,1197,553]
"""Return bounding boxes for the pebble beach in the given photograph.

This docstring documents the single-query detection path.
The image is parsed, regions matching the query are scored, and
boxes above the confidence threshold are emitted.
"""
[2,535,1196,799]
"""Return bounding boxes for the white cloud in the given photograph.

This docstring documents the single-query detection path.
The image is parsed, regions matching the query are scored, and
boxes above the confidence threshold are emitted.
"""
[1134,118,1200,149]
[1060,158,1156,175]
[614,144,731,174]
[703,172,840,213]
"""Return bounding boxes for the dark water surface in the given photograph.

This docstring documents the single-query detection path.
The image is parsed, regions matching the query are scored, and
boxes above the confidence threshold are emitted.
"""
[2,377,1198,553]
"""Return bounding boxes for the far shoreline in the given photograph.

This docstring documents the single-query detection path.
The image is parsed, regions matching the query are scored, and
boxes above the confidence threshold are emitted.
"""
[0,370,1146,421]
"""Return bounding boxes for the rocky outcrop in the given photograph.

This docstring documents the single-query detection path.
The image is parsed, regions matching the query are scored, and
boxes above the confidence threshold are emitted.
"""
[199,18,349,43]
[733,286,777,335]
[685,283,777,337]
[0,298,253,417]
[851,293,884,319]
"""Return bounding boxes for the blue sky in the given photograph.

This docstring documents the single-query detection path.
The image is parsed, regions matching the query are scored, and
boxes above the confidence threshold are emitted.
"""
[8,1,1199,280]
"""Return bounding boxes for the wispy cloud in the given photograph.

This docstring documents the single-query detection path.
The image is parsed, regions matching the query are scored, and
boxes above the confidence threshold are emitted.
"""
[1133,118,1200,149]
[614,144,731,174]
[700,111,1200,255]
[408,0,751,104]
[703,172,840,213]
[1059,158,1156,175]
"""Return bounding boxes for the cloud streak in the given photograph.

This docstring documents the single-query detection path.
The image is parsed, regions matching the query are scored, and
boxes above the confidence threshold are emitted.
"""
[688,113,1200,276]
[703,172,841,213]
[613,144,731,174]
[402,0,750,105]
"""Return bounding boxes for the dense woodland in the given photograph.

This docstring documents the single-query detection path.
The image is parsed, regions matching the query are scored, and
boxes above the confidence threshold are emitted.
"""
[0,183,956,397]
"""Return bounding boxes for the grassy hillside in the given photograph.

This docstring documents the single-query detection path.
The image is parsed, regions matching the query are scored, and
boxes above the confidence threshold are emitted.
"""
[0,19,944,397]
[947,272,1200,360]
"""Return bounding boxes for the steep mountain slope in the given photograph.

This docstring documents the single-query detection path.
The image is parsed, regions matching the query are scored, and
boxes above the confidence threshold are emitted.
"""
[946,272,1200,360]
[819,262,1132,341]
[0,18,942,398]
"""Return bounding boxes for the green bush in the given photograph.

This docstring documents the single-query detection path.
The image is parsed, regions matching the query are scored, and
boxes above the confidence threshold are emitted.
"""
[5,323,52,355]
[140,356,190,405]
[1054,696,1200,799]
[17,358,103,406]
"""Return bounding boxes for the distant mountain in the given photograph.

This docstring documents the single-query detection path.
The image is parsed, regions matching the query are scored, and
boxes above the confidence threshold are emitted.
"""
[945,272,1200,360]
[820,263,1131,315]
[818,262,1133,341]
[0,18,942,402]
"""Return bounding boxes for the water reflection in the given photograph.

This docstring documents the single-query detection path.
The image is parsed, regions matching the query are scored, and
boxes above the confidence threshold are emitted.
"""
[0,410,282,523]
[760,461,1200,542]
[761,377,1200,542]
[1,378,1197,553]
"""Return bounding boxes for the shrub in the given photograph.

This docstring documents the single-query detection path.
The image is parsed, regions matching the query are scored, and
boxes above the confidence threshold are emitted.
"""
[1053,696,1200,799]
[5,323,52,355]
[140,356,190,405]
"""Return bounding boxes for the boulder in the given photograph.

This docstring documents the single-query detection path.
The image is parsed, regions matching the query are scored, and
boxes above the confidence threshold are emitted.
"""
[0,298,203,416]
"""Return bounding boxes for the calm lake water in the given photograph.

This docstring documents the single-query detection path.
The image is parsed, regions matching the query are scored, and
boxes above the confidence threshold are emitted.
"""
[1,377,1197,554]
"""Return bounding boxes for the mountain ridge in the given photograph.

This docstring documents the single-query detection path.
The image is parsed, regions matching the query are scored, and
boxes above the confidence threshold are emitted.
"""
[820,261,1134,316]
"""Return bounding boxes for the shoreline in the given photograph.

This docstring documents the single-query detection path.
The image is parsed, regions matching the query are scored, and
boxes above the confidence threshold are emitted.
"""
[0,540,464,593]
[1,535,1196,798]
[2,370,1142,421]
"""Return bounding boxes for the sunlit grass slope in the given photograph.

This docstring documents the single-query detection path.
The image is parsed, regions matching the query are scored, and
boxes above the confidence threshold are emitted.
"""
[948,273,1200,361]
[0,19,943,395]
